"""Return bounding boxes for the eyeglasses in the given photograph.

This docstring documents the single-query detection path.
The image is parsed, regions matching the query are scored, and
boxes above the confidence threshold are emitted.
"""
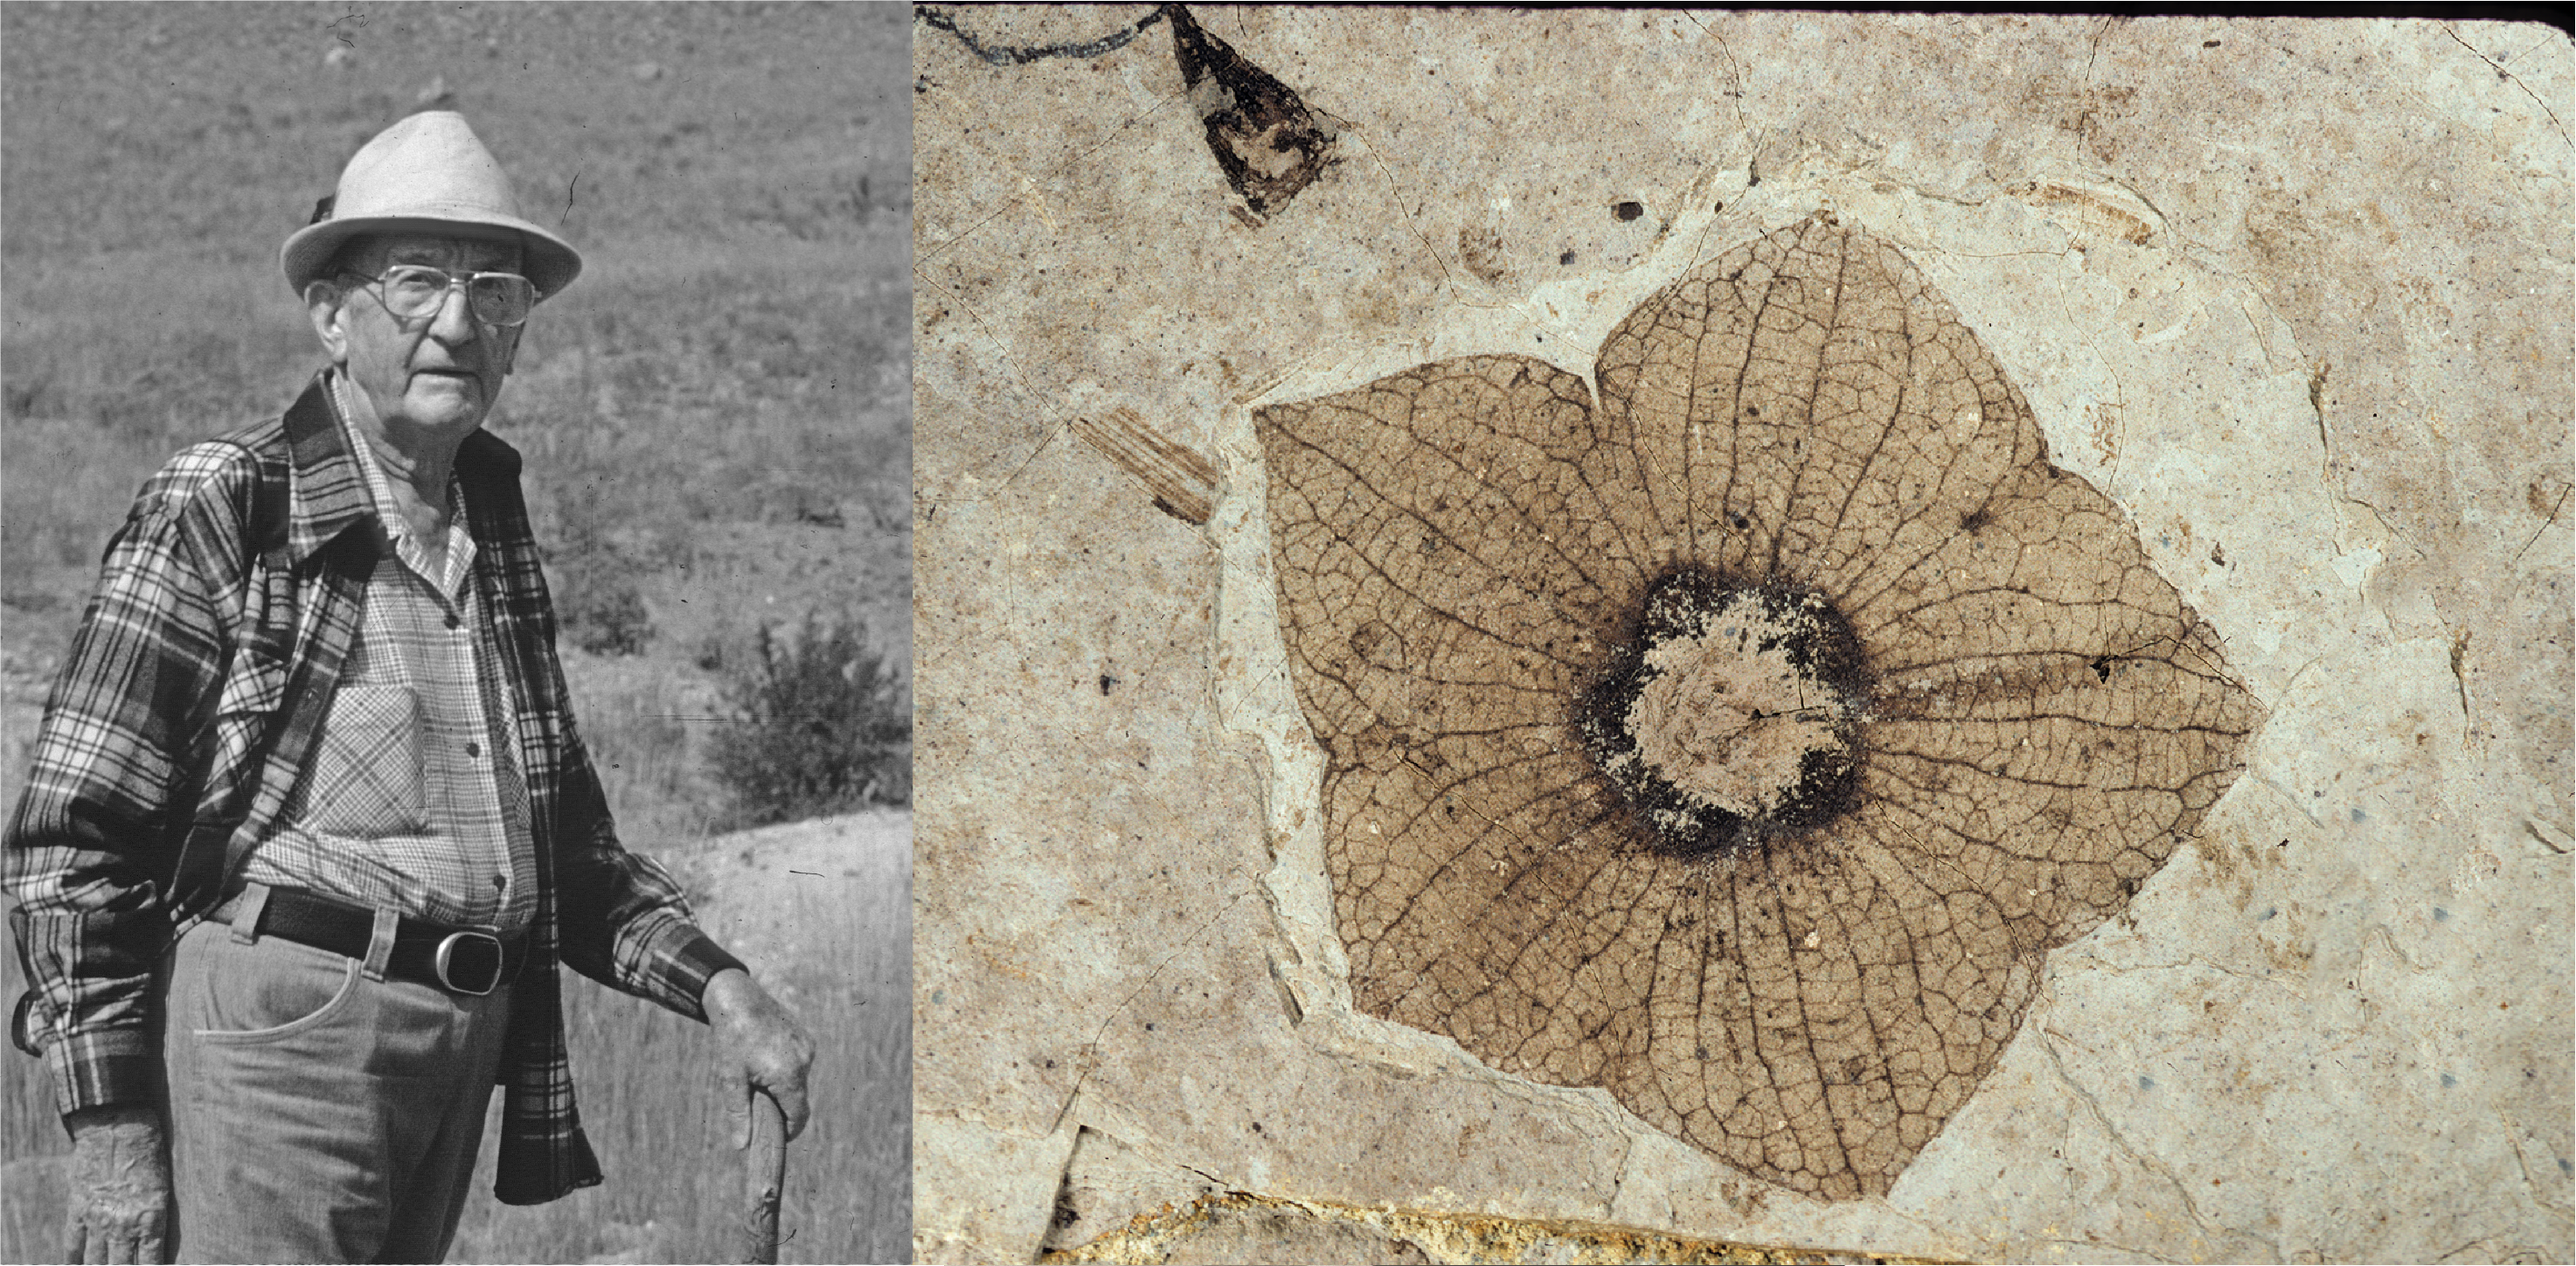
[341,264,538,328]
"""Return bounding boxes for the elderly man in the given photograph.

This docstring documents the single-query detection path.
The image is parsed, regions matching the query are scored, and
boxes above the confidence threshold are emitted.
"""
[5,111,813,1263]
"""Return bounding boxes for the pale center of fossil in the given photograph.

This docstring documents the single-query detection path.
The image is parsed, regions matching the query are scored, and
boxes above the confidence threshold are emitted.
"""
[1626,595,1847,820]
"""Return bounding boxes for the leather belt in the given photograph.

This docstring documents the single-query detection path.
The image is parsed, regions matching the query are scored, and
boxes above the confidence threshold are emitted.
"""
[218,887,525,997]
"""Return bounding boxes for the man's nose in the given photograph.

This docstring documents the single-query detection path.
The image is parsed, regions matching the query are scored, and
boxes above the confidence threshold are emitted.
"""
[426,280,482,347]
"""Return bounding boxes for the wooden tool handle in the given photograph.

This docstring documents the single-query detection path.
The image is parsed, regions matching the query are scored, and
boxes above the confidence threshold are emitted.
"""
[742,1091,788,1263]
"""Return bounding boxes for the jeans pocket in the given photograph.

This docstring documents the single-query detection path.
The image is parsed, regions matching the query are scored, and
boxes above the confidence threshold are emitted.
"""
[191,936,365,1045]
[302,684,428,836]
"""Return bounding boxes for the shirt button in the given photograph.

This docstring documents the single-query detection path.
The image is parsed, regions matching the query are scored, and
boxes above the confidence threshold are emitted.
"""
[493,874,508,890]
[465,741,483,758]
[445,612,462,630]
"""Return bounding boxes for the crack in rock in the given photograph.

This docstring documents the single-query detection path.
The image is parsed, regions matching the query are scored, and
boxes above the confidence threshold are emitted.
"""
[913,3,1170,66]
[1255,213,2266,1200]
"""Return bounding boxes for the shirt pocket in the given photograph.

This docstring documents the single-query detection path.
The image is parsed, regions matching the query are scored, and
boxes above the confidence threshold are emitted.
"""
[302,684,429,838]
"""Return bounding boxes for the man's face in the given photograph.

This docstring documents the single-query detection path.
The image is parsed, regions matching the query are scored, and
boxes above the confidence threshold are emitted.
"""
[311,233,527,436]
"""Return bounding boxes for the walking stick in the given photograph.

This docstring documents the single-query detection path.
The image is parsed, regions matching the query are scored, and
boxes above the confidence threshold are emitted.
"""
[741,1090,789,1263]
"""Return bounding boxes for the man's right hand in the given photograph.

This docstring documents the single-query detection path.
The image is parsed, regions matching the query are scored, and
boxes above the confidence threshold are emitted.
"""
[62,1105,170,1264]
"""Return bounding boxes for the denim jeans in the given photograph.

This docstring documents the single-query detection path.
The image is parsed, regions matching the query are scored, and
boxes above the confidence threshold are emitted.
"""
[161,891,512,1263]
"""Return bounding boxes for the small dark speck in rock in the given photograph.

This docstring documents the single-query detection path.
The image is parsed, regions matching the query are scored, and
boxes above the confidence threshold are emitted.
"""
[2259,908,2277,921]
[1143,1022,1156,1031]
[1100,673,1119,695]
[1614,200,1645,221]
[2433,907,2449,922]
[2350,807,2366,823]
[2204,38,2221,47]
[1251,1122,1264,1134]
[1559,250,1576,265]
[789,869,823,878]
[1712,200,1725,213]
[2560,1158,2573,1176]
[2441,1073,2458,1088]
[2137,1075,2155,1090]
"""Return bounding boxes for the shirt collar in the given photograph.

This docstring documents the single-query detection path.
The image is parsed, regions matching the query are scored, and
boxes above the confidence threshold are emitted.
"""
[280,367,522,568]
[329,372,477,597]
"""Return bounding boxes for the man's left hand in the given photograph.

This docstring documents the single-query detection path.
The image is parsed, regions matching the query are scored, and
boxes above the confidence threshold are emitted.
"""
[702,968,815,1146]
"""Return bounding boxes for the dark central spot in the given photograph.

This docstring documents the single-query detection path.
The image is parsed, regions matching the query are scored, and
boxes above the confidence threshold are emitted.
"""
[1577,565,1871,859]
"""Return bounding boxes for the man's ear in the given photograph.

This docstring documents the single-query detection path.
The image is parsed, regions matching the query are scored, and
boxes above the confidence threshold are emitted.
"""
[303,278,350,363]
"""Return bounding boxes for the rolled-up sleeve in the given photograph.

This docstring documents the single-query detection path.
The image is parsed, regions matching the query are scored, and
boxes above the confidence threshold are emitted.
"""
[6,444,249,1118]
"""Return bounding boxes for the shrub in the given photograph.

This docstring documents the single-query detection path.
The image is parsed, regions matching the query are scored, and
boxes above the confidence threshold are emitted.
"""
[539,476,656,659]
[708,613,909,826]
[550,554,655,657]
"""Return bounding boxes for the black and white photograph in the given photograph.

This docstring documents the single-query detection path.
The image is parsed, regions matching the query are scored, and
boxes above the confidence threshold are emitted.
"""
[1,4,910,1262]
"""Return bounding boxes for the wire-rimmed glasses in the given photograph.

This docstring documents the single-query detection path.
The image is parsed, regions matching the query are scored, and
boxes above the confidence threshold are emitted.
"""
[341,264,538,328]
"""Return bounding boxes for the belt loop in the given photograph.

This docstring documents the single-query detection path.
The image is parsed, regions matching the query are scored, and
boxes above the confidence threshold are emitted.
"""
[362,907,399,982]
[228,883,273,945]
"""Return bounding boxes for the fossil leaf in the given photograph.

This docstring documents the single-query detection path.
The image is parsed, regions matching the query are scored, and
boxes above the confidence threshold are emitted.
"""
[1256,215,2264,1200]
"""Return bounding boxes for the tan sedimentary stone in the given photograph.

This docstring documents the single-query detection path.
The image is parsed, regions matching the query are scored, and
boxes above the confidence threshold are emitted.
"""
[914,9,2572,1262]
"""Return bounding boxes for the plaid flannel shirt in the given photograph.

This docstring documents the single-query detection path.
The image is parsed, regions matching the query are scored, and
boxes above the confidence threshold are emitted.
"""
[241,371,544,932]
[5,372,744,1204]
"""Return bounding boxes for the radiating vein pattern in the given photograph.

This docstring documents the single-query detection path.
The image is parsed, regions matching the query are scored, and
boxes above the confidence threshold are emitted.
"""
[1257,216,2263,1200]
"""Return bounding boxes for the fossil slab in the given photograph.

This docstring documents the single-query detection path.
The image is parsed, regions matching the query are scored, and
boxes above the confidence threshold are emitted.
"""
[917,10,2569,1261]
[1257,213,2266,1199]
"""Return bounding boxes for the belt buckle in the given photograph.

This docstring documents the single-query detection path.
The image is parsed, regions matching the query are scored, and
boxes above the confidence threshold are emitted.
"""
[433,931,504,996]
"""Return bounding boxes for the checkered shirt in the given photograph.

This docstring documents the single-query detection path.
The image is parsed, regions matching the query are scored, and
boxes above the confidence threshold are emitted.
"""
[240,375,542,931]
[4,371,744,1204]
